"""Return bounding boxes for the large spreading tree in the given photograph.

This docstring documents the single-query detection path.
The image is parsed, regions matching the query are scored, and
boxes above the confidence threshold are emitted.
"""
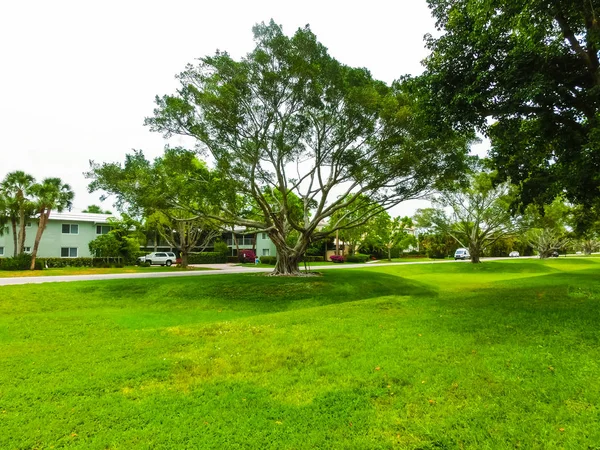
[144,20,470,275]
[422,0,600,211]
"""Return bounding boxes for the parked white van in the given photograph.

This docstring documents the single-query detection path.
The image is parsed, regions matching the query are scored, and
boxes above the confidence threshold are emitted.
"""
[454,248,470,260]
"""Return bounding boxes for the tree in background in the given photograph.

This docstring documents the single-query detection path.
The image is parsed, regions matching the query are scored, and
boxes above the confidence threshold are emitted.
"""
[83,204,112,214]
[523,197,572,258]
[427,173,521,263]
[421,0,600,215]
[29,178,74,270]
[145,21,471,275]
[368,213,416,261]
[89,215,145,264]
[146,211,220,268]
[1,171,35,256]
[88,147,223,269]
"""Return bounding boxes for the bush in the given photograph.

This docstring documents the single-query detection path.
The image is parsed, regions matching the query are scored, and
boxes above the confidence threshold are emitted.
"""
[259,256,277,265]
[227,256,240,264]
[302,255,324,262]
[239,250,256,263]
[213,240,229,256]
[0,254,42,271]
[329,255,345,263]
[345,253,369,263]
[38,257,100,268]
[187,252,228,264]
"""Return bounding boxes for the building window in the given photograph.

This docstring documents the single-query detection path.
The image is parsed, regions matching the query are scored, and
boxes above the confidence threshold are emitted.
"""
[262,248,270,256]
[0,247,4,256]
[26,222,32,228]
[62,224,79,234]
[61,247,78,258]
[96,225,112,235]
[262,233,267,240]
[24,247,31,254]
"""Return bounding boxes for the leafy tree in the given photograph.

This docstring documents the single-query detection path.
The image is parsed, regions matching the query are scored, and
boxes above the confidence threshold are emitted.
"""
[29,178,74,270]
[89,233,122,262]
[523,197,572,258]
[145,21,470,275]
[146,211,220,268]
[1,171,36,256]
[88,148,222,268]
[421,0,600,213]
[368,213,416,261]
[428,173,521,263]
[0,193,10,239]
[83,204,112,214]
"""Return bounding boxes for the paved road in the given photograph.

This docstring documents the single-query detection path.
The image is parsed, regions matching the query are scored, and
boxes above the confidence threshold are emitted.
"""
[0,257,538,286]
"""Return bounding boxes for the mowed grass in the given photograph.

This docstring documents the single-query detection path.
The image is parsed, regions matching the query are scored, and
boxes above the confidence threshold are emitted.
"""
[0,259,599,449]
[0,265,212,278]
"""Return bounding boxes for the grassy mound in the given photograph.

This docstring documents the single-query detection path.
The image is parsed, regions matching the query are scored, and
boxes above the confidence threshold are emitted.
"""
[1,258,599,448]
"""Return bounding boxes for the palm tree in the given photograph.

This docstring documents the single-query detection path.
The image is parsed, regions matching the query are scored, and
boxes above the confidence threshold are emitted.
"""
[29,178,74,270]
[0,193,10,240]
[1,171,36,256]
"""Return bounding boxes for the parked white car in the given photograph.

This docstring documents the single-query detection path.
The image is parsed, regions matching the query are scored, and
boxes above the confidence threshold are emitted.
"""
[138,252,177,266]
[454,248,470,260]
[509,251,520,257]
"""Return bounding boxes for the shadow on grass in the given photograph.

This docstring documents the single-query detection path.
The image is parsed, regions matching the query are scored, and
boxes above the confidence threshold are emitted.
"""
[83,270,438,314]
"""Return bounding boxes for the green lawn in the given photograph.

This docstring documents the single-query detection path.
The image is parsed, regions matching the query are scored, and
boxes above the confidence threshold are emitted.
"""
[1,258,599,448]
[0,265,212,278]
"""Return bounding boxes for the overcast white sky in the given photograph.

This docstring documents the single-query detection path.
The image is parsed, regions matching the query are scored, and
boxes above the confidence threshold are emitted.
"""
[0,0,487,216]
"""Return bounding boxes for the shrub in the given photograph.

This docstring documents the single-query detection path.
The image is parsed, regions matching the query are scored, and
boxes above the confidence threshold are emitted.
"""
[259,256,277,265]
[213,240,229,256]
[239,250,256,263]
[329,255,345,263]
[187,252,227,264]
[346,253,369,263]
[301,255,324,262]
[227,256,240,264]
[37,257,99,268]
[0,254,42,271]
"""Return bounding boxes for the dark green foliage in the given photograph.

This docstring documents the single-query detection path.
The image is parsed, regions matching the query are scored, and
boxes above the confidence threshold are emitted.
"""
[303,256,324,262]
[36,257,127,268]
[0,254,42,271]
[345,253,370,263]
[187,252,227,264]
[213,240,229,256]
[422,0,600,213]
[259,256,277,265]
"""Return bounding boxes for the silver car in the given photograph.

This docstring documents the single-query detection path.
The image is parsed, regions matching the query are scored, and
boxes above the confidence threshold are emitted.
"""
[138,252,176,266]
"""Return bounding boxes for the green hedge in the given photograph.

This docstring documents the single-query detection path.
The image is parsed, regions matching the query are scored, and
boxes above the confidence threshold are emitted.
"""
[259,256,277,265]
[303,256,324,262]
[0,254,43,271]
[345,253,370,263]
[187,252,227,264]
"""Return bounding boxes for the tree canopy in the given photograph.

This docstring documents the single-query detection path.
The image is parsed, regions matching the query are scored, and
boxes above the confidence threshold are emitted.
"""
[422,0,600,211]
[144,20,471,275]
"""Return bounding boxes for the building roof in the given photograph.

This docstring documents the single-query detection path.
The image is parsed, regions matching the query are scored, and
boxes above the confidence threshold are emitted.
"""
[48,212,116,224]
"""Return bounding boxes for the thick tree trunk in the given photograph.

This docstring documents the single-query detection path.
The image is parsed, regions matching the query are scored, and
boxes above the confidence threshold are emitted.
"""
[30,213,48,270]
[469,244,481,263]
[269,231,311,276]
[10,218,18,256]
[387,246,392,261]
[272,249,303,275]
[181,250,188,268]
